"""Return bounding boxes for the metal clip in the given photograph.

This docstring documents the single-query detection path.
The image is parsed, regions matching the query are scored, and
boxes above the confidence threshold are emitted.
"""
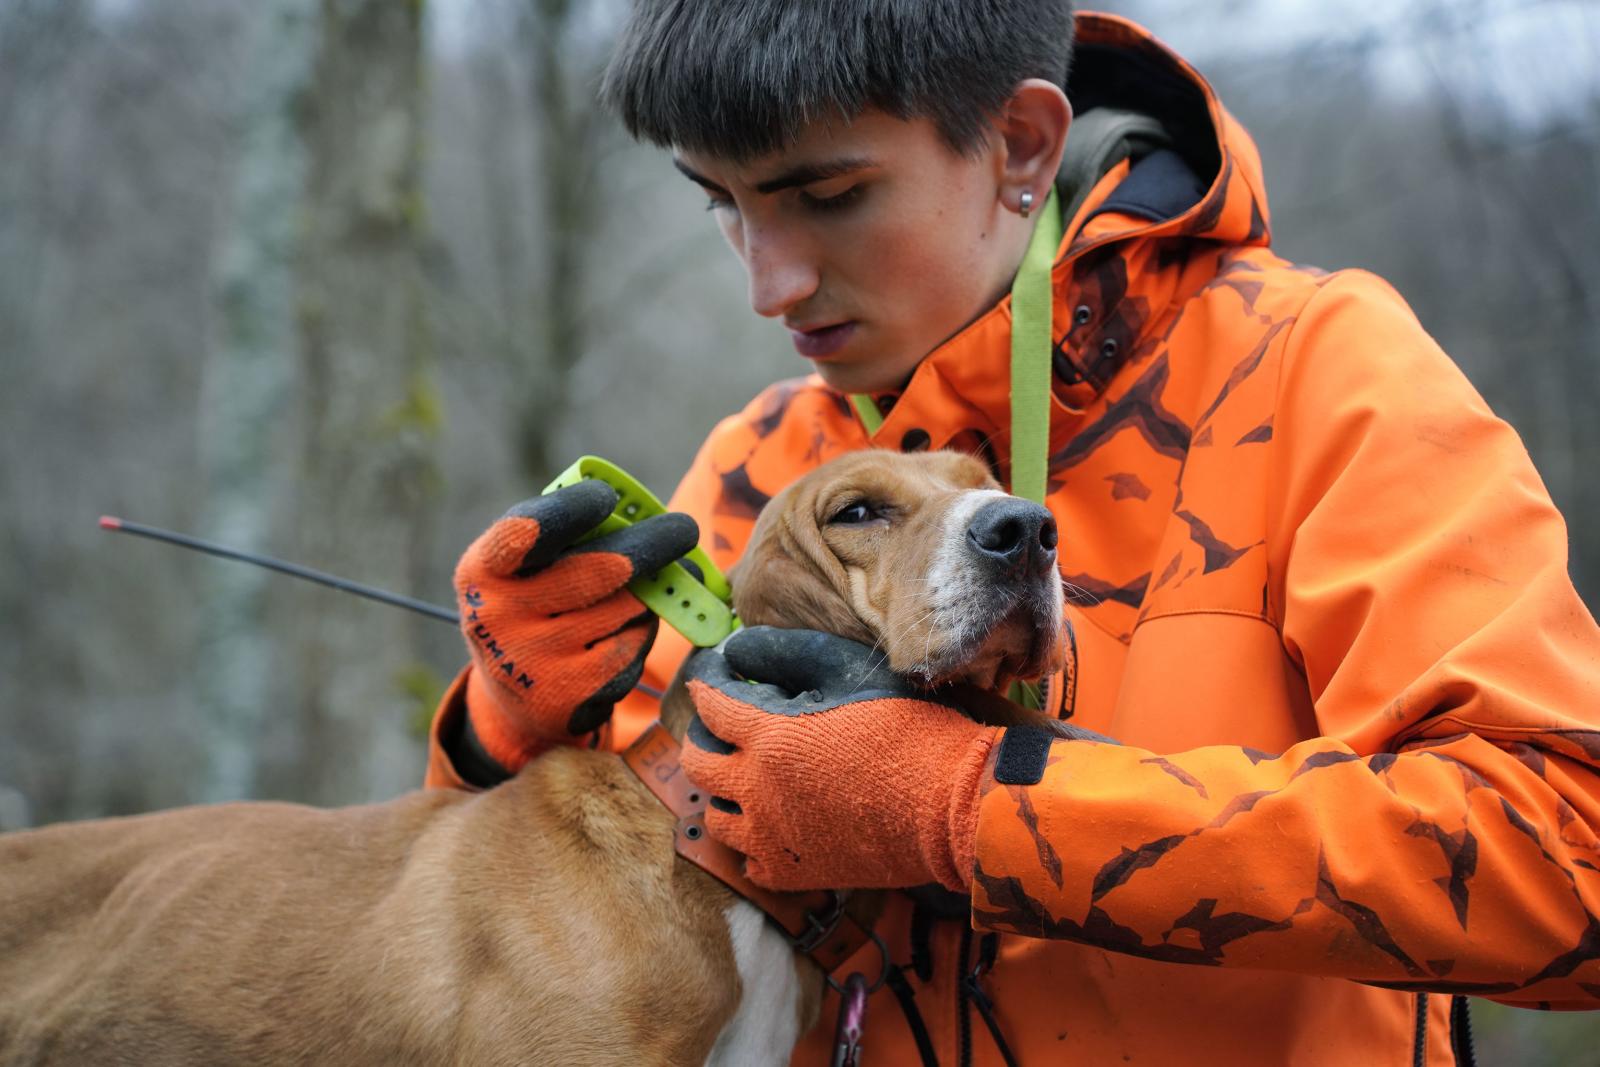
[830,972,870,1067]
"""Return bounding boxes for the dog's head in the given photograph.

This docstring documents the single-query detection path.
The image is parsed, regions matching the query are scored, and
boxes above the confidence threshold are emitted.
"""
[729,450,1064,693]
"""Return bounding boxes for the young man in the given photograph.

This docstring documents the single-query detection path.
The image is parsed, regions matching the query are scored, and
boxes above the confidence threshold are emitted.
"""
[429,2,1600,1063]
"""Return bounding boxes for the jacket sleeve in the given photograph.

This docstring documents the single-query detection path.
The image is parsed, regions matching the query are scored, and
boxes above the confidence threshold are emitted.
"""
[970,272,1600,1008]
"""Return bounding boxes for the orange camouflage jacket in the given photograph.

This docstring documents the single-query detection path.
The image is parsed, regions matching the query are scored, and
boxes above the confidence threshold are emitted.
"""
[429,13,1600,1065]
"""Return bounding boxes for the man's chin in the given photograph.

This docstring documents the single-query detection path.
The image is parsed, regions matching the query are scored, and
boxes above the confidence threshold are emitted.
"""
[810,352,921,396]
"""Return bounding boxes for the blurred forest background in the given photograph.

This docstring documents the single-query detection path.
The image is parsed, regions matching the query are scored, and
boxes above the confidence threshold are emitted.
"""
[0,0,1596,1056]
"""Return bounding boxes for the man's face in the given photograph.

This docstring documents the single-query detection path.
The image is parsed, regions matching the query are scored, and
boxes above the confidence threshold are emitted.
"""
[675,111,1027,395]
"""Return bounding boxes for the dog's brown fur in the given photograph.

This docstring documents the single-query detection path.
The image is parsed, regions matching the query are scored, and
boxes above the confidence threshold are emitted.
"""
[0,755,761,1064]
[0,450,1064,1065]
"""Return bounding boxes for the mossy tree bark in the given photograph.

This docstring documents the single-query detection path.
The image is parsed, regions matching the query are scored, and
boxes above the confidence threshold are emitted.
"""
[198,0,317,803]
[201,0,435,805]
[278,0,438,804]
[510,0,616,485]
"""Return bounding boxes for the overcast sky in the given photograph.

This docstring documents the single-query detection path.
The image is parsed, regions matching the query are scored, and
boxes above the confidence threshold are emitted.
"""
[427,0,1597,133]
[1140,0,1599,130]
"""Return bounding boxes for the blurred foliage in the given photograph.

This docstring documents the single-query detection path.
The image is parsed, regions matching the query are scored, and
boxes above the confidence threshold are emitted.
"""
[397,661,450,741]
[1474,999,1600,1064]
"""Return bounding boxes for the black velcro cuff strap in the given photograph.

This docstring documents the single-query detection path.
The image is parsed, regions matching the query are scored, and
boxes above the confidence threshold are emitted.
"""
[993,725,1054,786]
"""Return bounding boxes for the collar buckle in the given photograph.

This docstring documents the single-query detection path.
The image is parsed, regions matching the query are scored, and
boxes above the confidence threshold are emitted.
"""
[789,890,847,954]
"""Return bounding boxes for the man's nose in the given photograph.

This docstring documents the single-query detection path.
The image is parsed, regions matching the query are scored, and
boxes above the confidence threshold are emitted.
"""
[743,227,820,319]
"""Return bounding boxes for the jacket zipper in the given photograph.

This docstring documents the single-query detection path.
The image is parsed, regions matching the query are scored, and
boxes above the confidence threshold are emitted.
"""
[1412,992,1428,1067]
[1449,995,1476,1066]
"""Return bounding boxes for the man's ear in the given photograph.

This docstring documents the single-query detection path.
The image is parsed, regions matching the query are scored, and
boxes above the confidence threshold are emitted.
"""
[994,78,1072,214]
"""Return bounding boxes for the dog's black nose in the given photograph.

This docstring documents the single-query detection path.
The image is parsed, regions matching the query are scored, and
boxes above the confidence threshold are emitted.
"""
[967,498,1058,576]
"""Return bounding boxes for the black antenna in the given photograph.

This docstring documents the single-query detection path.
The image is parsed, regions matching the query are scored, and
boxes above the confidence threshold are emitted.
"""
[99,516,459,625]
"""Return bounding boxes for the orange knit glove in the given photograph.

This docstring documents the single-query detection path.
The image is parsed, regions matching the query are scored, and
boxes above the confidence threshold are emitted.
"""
[681,626,1000,893]
[454,481,699,775]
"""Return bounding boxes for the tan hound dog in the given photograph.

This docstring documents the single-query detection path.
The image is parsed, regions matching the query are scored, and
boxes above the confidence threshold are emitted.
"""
[0,450,1064,1066]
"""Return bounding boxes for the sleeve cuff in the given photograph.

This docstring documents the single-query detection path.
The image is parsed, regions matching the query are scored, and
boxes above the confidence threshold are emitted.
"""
[424,666,509,791]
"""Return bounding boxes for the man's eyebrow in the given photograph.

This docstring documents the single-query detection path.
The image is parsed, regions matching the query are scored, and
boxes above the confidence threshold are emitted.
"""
[672,158,726,193]
[672,156,876,196]
[752,158,875,195]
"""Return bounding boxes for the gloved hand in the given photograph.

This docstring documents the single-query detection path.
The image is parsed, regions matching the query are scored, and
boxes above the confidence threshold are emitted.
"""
[455,480,699,773]
[681,626,999,893]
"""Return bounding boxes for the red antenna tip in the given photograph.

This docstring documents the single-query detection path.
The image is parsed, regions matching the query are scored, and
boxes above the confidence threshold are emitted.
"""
[99,515,123,530]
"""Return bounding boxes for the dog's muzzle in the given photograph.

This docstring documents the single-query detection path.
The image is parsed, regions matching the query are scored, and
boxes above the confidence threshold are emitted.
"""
[965,498,1058,580]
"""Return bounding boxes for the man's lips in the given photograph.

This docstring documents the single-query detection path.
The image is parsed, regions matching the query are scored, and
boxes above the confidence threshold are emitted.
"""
[787,321,857,359]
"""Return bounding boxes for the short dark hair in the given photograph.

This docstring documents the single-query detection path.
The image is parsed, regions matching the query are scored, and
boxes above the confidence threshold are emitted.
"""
[600,0,1076,161]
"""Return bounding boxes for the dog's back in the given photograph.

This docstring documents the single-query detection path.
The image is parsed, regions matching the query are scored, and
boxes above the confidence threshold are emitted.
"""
[0,748,760,1065]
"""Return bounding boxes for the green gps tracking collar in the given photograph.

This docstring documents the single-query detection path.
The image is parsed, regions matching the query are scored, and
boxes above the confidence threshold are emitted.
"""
[543,456,739,648]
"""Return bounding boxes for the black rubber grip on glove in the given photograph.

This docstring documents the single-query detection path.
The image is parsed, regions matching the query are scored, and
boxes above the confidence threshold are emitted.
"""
[502,481,699,586]
[565,614,658,735]
[505,480,621,575]
[565,512,700,581]
[685,712,742,816]
[687,711,737,755]
[701,626,966,715]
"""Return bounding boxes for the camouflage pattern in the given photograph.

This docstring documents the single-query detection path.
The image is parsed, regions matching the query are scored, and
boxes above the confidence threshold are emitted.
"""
[435,13,1600,1065]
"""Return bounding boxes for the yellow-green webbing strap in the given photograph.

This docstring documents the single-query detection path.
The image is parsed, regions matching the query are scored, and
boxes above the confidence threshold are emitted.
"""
[848,188,1061,496]
[1008,190,1062,710]
[543,456,738,647]
[1008,186,1062,505]
[849,393,885,435]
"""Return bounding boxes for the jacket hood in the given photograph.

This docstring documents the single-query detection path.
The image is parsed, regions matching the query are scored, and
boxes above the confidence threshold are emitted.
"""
[1064,12,1272,250]
[857,12,1276,464]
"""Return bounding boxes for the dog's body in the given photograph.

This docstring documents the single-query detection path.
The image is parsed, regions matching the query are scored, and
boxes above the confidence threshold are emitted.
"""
[0,749,806,1065]
[0,450,1065,1065]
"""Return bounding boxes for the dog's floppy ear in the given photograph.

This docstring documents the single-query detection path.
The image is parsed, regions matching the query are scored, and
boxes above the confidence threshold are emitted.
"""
[730,486,877,648]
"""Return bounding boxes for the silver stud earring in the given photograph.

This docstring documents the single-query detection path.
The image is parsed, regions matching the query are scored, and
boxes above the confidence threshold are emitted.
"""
[1019,189,1035,218]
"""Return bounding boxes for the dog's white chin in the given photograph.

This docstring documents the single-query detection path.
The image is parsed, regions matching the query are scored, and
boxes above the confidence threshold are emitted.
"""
[913,603,1062,693]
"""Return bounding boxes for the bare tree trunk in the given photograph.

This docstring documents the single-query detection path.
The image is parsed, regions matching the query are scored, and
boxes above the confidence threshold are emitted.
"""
[197,0,316,803]
[512,0,612,484]
[0,0,86,822]
[276,0,437,804]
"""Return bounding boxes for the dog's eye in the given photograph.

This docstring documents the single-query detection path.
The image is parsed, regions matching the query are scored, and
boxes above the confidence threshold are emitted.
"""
[828,500,880,525]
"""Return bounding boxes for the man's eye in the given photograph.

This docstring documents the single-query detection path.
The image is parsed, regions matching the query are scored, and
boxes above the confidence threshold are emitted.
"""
[705,196,736,213]
[829,501,880,525]
[800,184,864,214]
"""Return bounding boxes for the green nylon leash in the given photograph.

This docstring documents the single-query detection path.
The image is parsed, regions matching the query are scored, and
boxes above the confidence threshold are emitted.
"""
[1005,189,1062,709]
[850,187,1061,505]
[1007,187,1063,506]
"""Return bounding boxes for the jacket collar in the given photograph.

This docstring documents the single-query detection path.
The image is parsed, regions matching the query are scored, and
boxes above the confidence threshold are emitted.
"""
[856,13,1274,469]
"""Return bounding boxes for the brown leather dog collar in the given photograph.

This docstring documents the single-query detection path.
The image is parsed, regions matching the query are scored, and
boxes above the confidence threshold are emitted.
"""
[622,721,880,977]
